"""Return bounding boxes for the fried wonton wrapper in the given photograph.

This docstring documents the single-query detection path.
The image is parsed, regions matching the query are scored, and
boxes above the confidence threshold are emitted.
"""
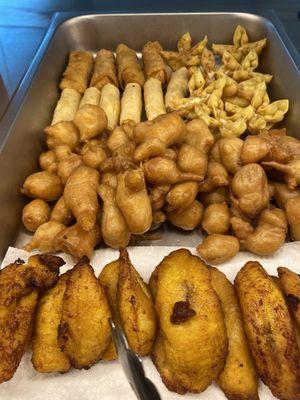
[59,51,94,94]
[32,273,71,373]
[79,87,101,108]
[0,254,64,383]
[90,49,118,90]
[235,261,300,400]
[116,43,145,88]
[142,41,167,85]
[144,77,166,121]
[58,257,111,369]
[99,83,121,131]
[51,88,81,125]
[150,249,227,394]
[120,83,142,126]
[210,267,258,400]
[165,67,188,111]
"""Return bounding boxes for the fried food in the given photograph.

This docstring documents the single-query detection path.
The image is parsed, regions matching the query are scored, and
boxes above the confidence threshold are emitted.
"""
[199,160,229,192]
[177,143,208,176]
[219,137,243,174]
[51,89,81,125]
[197,234,240,264]
[263,159,300,190]
[201,202,230,234]
[99,83,121,131]
[39,150,58,173]
[55,223,101,259]
[167,200,203,230]
[272,182,300,208]
[79,87,101,108]
[58,257,111,369]
[64,165,100,232]
[32,273,71,373]
[60,51,94,94]
[21,171,63,202]
[118,248,156,356]
[56,148,83,184]
[22,199,51,232]
[24,221,66,252]
[144,77,166,121]
[241,135,271,164]
[235,261,300,400]
[210,267,258,400]
[0,255,63,383]
[50,196,73,225]
[231,163,269,218]
[116,43,145,88]
[150,249,227,394]
[165,67,189,111]
[73,104,108,142]
[285,196,300,240]
[90,49,118,90]
[98,183,131,248]
[278,267,300,328]
[165,181,198,212]
[199,187,230,206]
[115,169,152,234]
[45,121,80,150]
[120,82,142,126]
[150,210,166,230]
[185,118,214,154]
[142,41,167,85]
[81,139,108,169]
[149,184,171,210]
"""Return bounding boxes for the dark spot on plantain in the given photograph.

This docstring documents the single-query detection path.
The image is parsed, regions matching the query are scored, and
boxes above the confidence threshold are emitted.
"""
[286,294,300,312]
[75,256,90,267]
[15,258,25,264]
[38,254,65,270]
[170,300,196,324]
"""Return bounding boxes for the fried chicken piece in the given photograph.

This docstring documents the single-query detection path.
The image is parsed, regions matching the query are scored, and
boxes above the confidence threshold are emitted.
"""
[278,267,300,328]
[150,249,227,394]
[210,267,258,400]
[58,257,111,369]
[0,255,64,383]
[235,261,300,400]
[32,273,71,373]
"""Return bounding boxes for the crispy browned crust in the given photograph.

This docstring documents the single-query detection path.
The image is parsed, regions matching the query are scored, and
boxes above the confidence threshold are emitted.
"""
[90,49,118,90]
[60,51,94,94]
[278,266,300,328]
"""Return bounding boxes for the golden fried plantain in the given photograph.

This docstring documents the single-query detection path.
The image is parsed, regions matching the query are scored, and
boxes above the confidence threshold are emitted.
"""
[0,254,63,383]
[210,267,258,400]
[278,267,300,328]
[58,257,111,369]
[235,261,300,400]
[98,260,120,361]
[32,273,71,373]
[118,248,156,356]
[150,249,228,394]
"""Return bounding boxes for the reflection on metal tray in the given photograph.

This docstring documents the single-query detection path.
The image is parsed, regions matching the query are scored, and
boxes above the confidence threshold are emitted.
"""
[0,12,299,260]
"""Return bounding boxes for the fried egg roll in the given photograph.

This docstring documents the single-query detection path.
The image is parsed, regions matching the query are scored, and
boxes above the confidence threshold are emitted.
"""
[90,49,118,90]
[116,44,145,88]
[165,67,189,111]
[59,51,94,94]
[79,87,101,109]
[144,78,166,121]
[142,41,167,85]
[120,83,142,126]
[99,83,121,131]
[51,88,81,125]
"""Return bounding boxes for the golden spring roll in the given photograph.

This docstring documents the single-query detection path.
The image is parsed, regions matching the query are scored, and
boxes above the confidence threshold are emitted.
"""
[79,87,101,109]
[142,41,167,86]
[120,83,142,126]
[165,66,189,111]
[99,83,121,131]
[51,88,81,125]
[59,51,94,94]
[116,44,145,88]
[90,49,118,90]
[144,78,166,121]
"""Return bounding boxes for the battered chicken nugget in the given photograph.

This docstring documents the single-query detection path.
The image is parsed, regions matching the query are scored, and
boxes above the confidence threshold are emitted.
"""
[278,267,300,328]
[0,255,64,383]
[150,249,227,394]
[235,261,300,400]
[32,273,71,373]
[118,248,156,356]
[210,267,258,400]
[58,257,111,369]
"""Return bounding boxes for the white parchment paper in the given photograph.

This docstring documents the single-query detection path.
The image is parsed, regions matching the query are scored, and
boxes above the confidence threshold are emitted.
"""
[1,243,300,400]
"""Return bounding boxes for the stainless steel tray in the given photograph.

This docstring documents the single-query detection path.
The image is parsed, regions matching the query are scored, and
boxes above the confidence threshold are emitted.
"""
[0,11,299,260]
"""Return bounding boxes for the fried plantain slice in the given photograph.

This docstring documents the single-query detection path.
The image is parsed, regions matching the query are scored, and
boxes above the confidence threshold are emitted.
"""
[210,267,258,400]
[0,254,63,383]
[235,261,300,400]
[278,266,300,328]
[58,257,111,369]
[98,260,120,361]
[117,248,156,357]
[32,273,71,373]
[150,249,228,394]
